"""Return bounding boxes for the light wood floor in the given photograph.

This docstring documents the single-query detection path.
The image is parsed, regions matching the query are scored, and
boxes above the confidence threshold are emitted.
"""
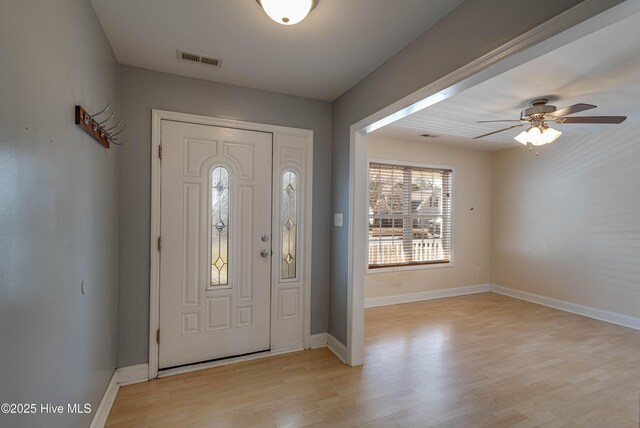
[106,293,640,427]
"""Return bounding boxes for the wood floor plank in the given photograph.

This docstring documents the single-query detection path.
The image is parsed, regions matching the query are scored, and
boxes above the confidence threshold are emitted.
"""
[106,293,640,427]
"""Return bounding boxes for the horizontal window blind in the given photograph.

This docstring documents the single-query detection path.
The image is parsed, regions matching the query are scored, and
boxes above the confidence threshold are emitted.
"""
[368,162,452,268]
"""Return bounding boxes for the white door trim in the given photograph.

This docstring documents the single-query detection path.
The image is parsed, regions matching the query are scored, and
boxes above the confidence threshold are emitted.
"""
[150,110,313,379]
[345,0,638,366]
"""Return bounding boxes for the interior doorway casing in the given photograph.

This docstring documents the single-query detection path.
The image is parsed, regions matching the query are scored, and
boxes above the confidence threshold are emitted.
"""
[345,0,639,367]
[149,110,313,379]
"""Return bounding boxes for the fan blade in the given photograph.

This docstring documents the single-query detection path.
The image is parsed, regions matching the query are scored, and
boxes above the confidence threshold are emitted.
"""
[548,103,597,117]
[558,116,627,124]
[473,124,523,139]
[476,120,522,123]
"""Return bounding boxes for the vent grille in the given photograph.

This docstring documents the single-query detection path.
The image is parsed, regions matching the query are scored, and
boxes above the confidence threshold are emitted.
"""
[200,56,221,66]
[177,50,222,68]
[180,52,200,63]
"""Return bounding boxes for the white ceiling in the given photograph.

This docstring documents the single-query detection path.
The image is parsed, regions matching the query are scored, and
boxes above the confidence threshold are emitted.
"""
[373,11,640,151]
[90,0,463,101]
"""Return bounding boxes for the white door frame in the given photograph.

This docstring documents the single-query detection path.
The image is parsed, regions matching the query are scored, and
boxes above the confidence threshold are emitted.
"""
[345,0,637,366]
[149,110,313,379]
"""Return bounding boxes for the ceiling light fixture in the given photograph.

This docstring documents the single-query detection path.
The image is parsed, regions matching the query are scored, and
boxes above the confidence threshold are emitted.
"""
[257,0,319,25]
[514,124,562,146]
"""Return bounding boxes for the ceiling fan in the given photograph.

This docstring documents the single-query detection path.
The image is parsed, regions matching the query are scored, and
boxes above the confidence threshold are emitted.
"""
[473,98,627,146]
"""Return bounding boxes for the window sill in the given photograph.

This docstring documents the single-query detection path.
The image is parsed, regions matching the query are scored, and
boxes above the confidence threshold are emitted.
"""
[366,261,454,275]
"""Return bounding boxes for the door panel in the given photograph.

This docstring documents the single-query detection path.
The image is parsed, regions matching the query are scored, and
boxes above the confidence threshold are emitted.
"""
[159,121,272,369]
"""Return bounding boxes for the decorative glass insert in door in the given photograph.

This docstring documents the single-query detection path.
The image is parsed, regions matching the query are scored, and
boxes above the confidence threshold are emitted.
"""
[281,170,298,280]
[211,166,230,286]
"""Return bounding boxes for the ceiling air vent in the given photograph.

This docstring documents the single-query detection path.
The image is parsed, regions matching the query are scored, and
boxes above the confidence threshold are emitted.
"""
[200,56,222,67]
[177,50,222,68]
[420,133,439,138]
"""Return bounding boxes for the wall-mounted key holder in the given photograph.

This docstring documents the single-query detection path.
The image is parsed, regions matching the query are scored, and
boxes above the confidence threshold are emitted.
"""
[75,104,126,148]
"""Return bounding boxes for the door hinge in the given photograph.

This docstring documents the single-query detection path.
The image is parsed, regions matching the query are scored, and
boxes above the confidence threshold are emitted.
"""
[157,236,162,252]
[158,145,163,159]
[156,329,160,344]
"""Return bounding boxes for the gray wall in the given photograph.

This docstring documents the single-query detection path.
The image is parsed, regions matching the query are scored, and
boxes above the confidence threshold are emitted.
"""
[0,0,119,427]
[117,65,332,366]
[329,0,605,345]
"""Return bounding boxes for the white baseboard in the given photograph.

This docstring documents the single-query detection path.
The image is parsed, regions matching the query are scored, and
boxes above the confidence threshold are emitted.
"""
[491,284,640,331]
[308,333,328,349]
[90,364,149,428]
[116,363,149,386]
[327,334,348,364]
[90,371,118,428]
[364,283,491,308]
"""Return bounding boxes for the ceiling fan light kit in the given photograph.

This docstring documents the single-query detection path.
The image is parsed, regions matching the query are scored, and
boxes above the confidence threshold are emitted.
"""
[257,0,318,25]
[474,98,626,148]
[514,125,562,146]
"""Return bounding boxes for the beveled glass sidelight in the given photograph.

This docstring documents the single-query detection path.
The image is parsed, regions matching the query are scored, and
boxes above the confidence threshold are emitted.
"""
[281,170,298,279]
[211,166,230,286]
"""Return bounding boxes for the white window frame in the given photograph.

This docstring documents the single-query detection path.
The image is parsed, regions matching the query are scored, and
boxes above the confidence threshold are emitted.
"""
[366,158,455,275]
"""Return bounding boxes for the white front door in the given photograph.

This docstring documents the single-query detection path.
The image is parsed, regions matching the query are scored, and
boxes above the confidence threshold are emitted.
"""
[159,120,272,369]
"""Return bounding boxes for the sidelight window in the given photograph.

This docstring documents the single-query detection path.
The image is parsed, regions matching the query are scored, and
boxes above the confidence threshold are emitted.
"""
[281,170,298,280]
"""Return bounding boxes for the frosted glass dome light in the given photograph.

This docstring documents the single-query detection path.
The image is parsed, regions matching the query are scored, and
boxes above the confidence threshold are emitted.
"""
[258,0,316,25]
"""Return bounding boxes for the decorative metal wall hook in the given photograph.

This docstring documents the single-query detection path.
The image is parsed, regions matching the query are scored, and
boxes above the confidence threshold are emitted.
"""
[98,110,117,125]
[104,119,123,132]
[75,104,126,149]
[110,124,127,137]
[90,103,111,118]
[85,103,111,125]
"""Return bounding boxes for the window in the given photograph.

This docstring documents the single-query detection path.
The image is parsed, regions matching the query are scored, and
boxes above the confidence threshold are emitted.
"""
[210,166,230,286]
[368,162,452,269]
[281,170,298,280]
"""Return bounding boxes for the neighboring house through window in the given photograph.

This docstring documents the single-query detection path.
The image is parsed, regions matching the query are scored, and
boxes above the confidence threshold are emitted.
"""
[368,161,453,269]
